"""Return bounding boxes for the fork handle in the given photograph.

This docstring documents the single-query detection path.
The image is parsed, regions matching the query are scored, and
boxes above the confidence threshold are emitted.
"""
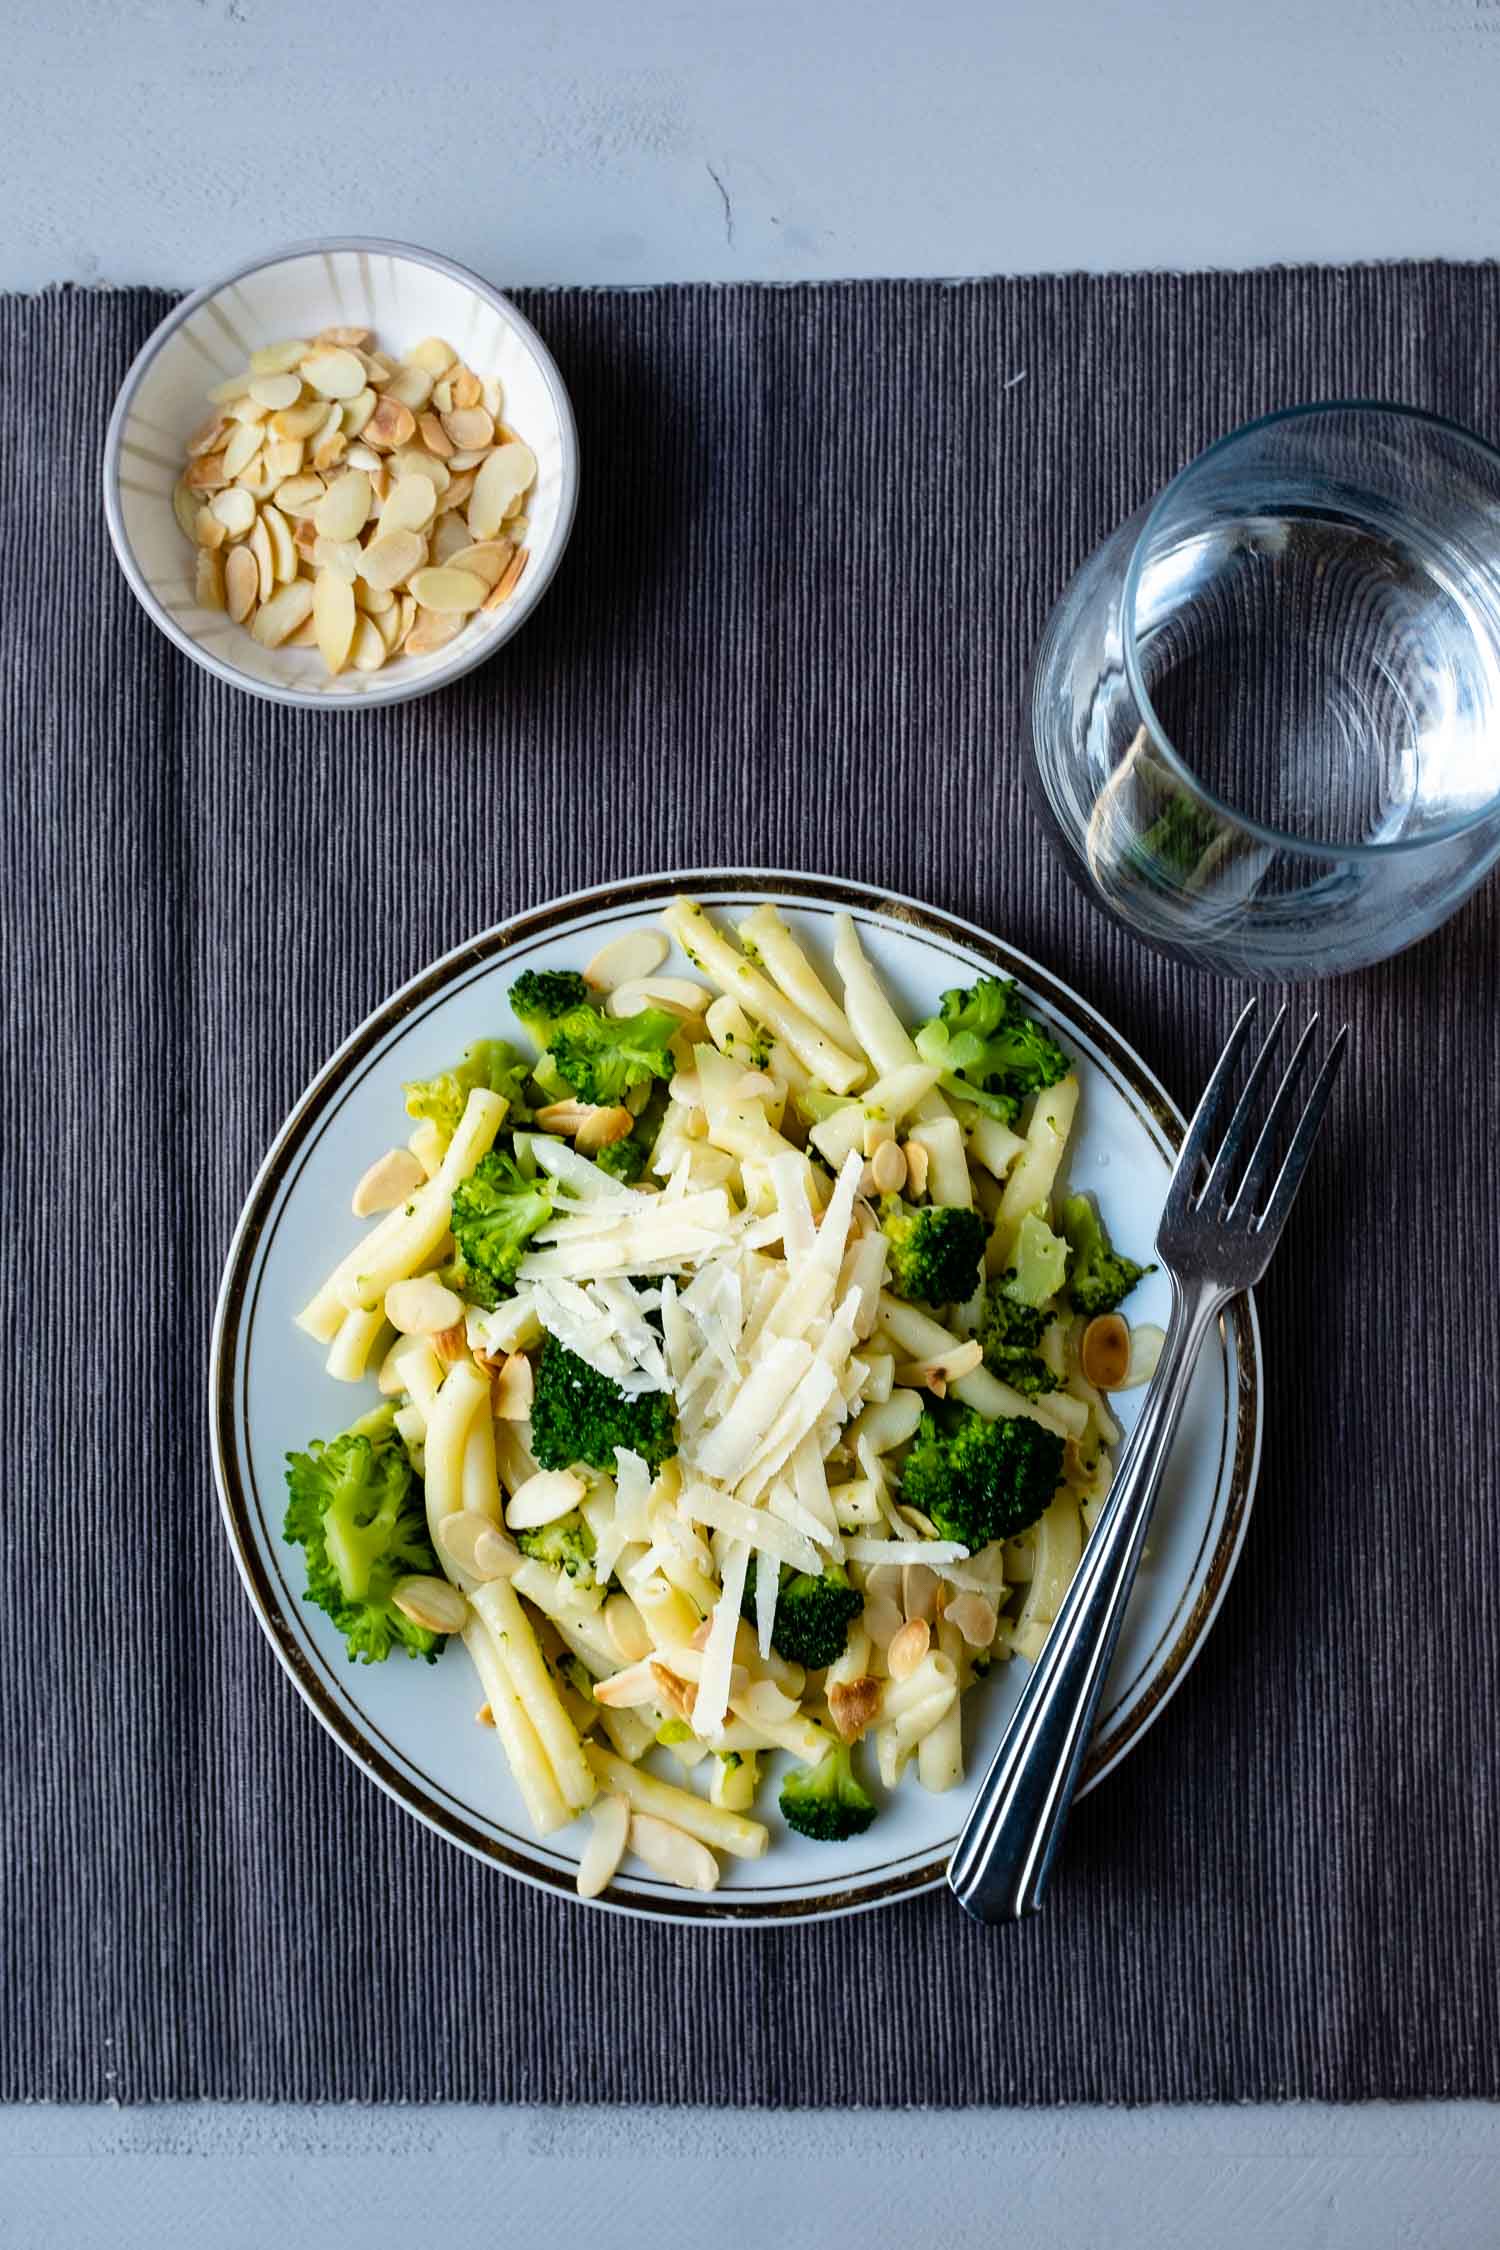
[947,1276,1227,1923]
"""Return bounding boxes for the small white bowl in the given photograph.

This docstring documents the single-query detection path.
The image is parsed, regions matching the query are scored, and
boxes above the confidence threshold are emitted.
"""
[102,238,579,709]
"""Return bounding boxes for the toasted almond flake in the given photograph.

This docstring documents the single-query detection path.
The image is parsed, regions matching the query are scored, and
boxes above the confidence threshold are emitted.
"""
[314,324,371,350]
[313,535,363,581]
[284,612,319,647]
[210,486,257,538]
[493,1351,534,1420]
[221,422,263,479]
[901,1562,939,1624]
[310,426,347,474]
[185,451,228,493]
[484,545,529,607]
[887,1618,931,1680]
[409,565,486,614]
[315,467,372,542]
[386,364,434,411]
[245,514,272,601]
[355,577,396,616]
[194,546,225,612]
[430,516,472,564]
[380,475,437,535]
[263,436,305,483]
[452,365,482,410]
[828,1675,883,1741]
[1081,1313,1131,1389]
[433,1320,469,1370]
[481,375,503,419]
[475,1703,494,1726]
[385,1273,463,1335]
[392,592,418,651]
[349,615,387,673]
[233,461,278,501]
[251,338,310,377]
[261,503,296,584]
[440,539,511,589]
[341,386,377,439]
[436,468,476,512]
[186,412,229,458]
[362,395,417,451]
[272,397,332,441]
[577,1794,631,1900]
[172,479,201,540]
[627,1813,720,1893]
[584,928,670,992]
[391,1574,468,1635]
[432,376,455,414]
[417,410,454,459]
[408,335,457,376]
[302,347,366,399]
[313,567,357,674]
[224,544,260,623]
[903,1139,930,1198]
[574,1105,635,1154]
[359,528,426,591]
[505,1468,586,1531]
[352,1146,426,1216]
[870,1139,908,1194]
[207,371,253,403]
[225,395,269,427]
[943,1591,999,1648]
[441,405,494,451]
[861,1591,904,1648]
[249,371,302,411]
[248,576,315,646]
[393,445,450,493]
[436,1510,522,1582]
[193,505,226,551]
[445,446,492,472]
[468,441,536,538]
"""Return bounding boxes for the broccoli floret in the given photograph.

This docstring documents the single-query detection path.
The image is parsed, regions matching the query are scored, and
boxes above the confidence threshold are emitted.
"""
[592,1083,669,1184]
[879,1195,986,1306]
[1058,1193,1155,1317]
[738,1563,864,1670]
[547,1003,679,1107]
[402,1038,531,1138]
[449,1147,553,1307]
[283,1406,443,1665]
[1006,1209,1070,1307]
[515,1509,597,1582]
[978,1290,1060,1397]
[529,1336,678,1475]
[508,969,591,1044]
[900,1406,1065,1548]
[779,1739,877,1843]
[913,978,1071,1122]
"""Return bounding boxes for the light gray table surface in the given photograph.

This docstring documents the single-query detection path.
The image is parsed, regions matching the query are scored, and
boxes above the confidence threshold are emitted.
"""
[6,2,1498,2242]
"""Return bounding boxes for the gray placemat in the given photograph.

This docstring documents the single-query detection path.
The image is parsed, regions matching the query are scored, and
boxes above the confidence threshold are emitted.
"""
[3,267,1497,2106]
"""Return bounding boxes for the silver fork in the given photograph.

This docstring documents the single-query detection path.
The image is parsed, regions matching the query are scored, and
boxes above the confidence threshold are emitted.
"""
[947,1000,1347,1924]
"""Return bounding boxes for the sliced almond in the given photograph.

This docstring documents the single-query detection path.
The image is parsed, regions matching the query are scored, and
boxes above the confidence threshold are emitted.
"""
[341,387,378,439]
[360,528,426,591]
[1122,1322,1165,1390]
[207,370,254,404]
[250,338,310,377]
[260,504,297,584]
[901,1562,940,1626]
[605,974,711,1020]
[451,365,482,410]
[445,446,494,472]
[603,1593,651,1665]
[432,376,455,414]
[943,1592,999,1649]
[385,1273,462,1335]
[441,405,494,451]
[483,545,529,607]
[349,615,387,673]
[292,517,319,564]
[391,1574,468,1636]
[393,446,450,493]
[493,1352,534,1420]
[391,592,418,651]
[627,1814,720,1894]
[272,397,332,441]
[272,474,326,517]
[380,476,437,535]
[584,928,671,992]
[352,1146,426,1216]
[408,335,457,376]
[193,506,226,551]
[234,461,278,501]
[311,428,347,474]
[344,442,383,475]
[649,1662,697,1722]
[285,610,319,648]
[468,442,537,539]
[210,486,257,538]
[312,535,362,582]
[314,467,372,542]
[436,468,477,513]
[481,375,503,420]
[1081,1313,1131,1390]
[505,1468,586,1531]
[224,544,260,624]
[903,1140,931,1199]
[244,513,272,601]
[828,1675,883,1742]
[224,395,269,428]
[869,1139,908,1194]
[221,421,263,479]
[313,324,371,350]
[431,516,473,564]
[436,1510,522,1583]
[313,567,357,674]
[248,576,315,647]
[172,479,201,540]
[409,565,486,614]
[577,1794,631,1901]
[263,436,305,484]
[387,364,435,411]
[355,576,395,614]
[185,451,228,493]
[362,395,417,452]
[301,347,366,400]
[887,1618,931,1681]
[194,547,225,612]
[417,411,454,459]
[440,539,512,590]
[574,1105,635,1153]
[249,371,302,411]
[185,412,230,459]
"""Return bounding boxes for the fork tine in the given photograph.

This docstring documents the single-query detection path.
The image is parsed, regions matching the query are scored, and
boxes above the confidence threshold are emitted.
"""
[1197,1001,1289,1210]
[1253,1026,1348,1241]
[1226,1013,1322,1221]
[1160,1000,1260,1223]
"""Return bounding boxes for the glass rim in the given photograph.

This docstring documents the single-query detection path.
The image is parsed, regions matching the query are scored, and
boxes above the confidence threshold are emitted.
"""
[1120,399,1500,861]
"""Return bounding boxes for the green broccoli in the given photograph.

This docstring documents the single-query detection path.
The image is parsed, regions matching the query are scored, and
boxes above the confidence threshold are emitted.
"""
[913,978,1071,1122]
[1005,1209,1070,1306]
[547,1003,679,1108]
[978,1289,1060,1397]
[899,1406,1065,1548]
[592,1083,669,1184]
[529,1335,678,1475]
[1058,1193,1155,1317]
[508,969,592,1044]
[738,1563,864,1670]
[283,1405,444,1665]
[448,1147,553,1307]
[402,1037,532,1138]
[515,1509,598,1583]
[779,1739,877,1843]
[879,1195,986,1306]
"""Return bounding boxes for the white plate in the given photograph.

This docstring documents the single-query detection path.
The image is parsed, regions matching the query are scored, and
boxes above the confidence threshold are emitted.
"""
[210,873,1262,1923]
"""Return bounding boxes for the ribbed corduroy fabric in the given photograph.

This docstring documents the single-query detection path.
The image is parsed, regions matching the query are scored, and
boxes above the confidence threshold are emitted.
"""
[2,269,1497,2103]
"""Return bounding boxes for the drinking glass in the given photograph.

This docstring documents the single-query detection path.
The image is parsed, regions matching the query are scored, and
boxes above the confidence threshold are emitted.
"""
[1025,404,1500,977]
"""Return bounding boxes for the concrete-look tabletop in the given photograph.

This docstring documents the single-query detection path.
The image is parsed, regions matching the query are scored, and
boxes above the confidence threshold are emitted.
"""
[5,3,1498,2244]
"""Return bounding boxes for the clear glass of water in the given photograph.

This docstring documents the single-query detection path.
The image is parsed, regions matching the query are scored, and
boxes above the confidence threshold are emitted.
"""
[1026,404,1500,977]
